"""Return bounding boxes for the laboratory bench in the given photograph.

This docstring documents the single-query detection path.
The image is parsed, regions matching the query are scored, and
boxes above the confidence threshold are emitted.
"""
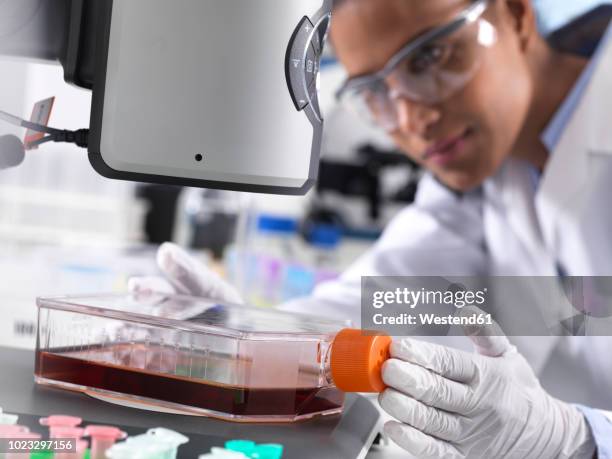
[0,347,405,459]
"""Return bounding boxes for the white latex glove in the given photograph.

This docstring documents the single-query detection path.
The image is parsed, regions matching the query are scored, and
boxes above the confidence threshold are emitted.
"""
[128,242,243,304]
[378,315,596,459]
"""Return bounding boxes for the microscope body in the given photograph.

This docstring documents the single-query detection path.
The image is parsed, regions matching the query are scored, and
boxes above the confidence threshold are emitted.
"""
[0,0,332,195]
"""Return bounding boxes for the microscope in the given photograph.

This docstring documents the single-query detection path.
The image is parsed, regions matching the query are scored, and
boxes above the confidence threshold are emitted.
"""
[0,0,332,195]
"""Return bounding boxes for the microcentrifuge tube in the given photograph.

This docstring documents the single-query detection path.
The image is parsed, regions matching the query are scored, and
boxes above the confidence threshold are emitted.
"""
[84,425,127,459]
[199,448,249,458]
[0,408,18,426]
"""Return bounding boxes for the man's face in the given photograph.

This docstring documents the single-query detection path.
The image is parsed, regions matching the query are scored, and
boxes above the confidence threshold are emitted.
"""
[331,0,534,191]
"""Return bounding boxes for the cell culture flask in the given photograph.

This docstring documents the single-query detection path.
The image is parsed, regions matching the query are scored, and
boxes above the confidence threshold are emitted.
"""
[35,293,351,423]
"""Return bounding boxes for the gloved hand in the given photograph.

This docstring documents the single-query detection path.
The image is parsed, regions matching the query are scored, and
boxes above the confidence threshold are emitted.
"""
[378,314,596,459]
[128,242,244,304]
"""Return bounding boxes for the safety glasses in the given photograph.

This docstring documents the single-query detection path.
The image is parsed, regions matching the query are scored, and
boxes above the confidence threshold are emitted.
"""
[336,0,497,132]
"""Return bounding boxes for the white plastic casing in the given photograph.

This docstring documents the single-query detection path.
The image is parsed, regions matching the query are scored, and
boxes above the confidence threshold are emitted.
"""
[89,0,332,195]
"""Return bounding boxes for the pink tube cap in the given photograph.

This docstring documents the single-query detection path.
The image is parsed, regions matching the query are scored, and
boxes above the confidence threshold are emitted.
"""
[12,432,41,440]
[40,415,82,428]
[0,425,30,436]
[49,426,85,439]
[84,426,127,440]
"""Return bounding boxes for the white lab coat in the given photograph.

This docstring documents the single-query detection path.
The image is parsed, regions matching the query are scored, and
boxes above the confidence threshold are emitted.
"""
[282,34,612,410]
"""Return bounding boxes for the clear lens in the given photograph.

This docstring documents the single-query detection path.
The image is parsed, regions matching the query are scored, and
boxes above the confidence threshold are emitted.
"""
[391,19,496,102]
[339,81,399,131]
[340,19,498,132]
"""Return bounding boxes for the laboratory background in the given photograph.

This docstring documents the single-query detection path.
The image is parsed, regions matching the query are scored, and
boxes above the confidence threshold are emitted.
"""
[0,1,610,458]
[0,0,601,349]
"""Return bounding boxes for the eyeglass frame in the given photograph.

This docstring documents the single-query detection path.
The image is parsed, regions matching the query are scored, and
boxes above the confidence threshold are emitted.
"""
[335,0,493,101]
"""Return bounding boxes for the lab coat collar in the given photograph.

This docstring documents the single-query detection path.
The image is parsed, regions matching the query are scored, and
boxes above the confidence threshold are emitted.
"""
[548,33,612,156]
[542,20,612,153]
[579,36,612,155]
[536,34,612,252]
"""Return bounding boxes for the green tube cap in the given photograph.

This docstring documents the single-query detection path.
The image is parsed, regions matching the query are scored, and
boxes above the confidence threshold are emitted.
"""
[223,440,284,459]
[253,444,284,459]
[29,451,54,459]
[224,440,256,456]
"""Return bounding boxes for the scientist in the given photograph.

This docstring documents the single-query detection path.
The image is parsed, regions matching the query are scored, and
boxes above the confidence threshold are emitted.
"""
[131,0,612,456]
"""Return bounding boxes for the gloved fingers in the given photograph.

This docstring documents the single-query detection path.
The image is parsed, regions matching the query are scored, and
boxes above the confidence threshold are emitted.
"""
[157,242,244,304]
[459,307,514,357]
[379,388,464,442]
[127,276,176,295]
[383,421,462,459]
[390,338,477,383]
[157,242,210,295]
[382,358,472,413]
